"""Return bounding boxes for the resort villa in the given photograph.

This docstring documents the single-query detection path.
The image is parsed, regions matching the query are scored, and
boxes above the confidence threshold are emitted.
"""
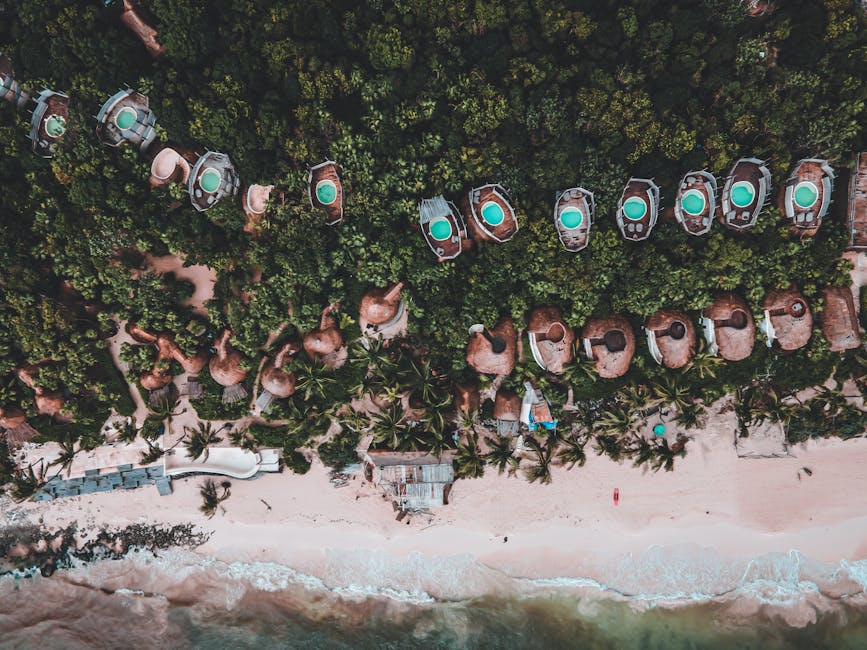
[554,187,595,251]
[644,310,697,369]
[418,195,469,261]
[581,316,636,378]
[256,342,299,414]
[526,306,574,374]
[780,159,835,235]
[720,157,772,231]
[701,293,756,361]
[466,317,518,376]
[616,178,660,241]
[759,287,813,351]
[303,305,347,369]
[188,151,241,211]
[95,89,158,152]
[308,161,344,225]
[358,283,407,340]
[493,390,522,437]
[674,171,717,236]
[463,183,519,243]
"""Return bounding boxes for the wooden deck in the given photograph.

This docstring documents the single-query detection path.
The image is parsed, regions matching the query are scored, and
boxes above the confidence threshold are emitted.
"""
[419,196,466,261]
[188,151,240,212]
[616,178,659,241]
[308,161,344,225]
[848,152,867,250]
[780,159,833,235]
[720,158,771,232]
[674,171,716,236]
[464,184,518,243]
[554,187,594,251]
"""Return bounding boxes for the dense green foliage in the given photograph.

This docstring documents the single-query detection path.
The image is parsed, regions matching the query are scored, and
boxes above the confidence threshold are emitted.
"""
[1,1,866,466]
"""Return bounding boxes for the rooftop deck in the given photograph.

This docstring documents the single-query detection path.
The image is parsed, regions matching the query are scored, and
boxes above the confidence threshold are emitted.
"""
[308,161,344,225]
[674,171,717,236]
[464,184,518,243]
[720,158,771,231]
[616,178,659,241]
[554,187,594,251]
[419,196,467,261]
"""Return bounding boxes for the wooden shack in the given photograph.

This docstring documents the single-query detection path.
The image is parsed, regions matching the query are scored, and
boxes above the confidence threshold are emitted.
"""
[700,293,755,361]
[526,306,574,374]
[418,196,468,261]
[674,171,717,236]
[759,287,812,351]
[308,161,344,225]
[720,158,771,231]
[616,178,659,241]
[554,187,594,251]
[581,316,636,378]
[95,88,157,153]
[463,184,518,243]
[644,310,696,369]
[821,286,861,352]
[780,159,834,236]
[847,152,867,250]
[188,151,241,212]
[466,317,517,375]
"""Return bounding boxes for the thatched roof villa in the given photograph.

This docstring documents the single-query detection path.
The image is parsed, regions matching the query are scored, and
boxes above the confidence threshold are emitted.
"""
[242,184,273,224]
[780,159,834,235]
[148,142,197,188]
[359,282,406,340]
[526,306,574,374]
[28,89,69,157]
[111,0,165,58]
[847,152,867,250]
[255,341,299,413]
[674,171,717,236]
[188,151,240,211]
[616,178,660,241]
[128,324,209,391]
[418,196,469,261]
[581,316,635,378]
[308,161,344,225]
[362,450,456,511]
[644,310,696,369]
[95,89,157,153]
[16,365,66,418]
[554,187,594,251]
[463,184,518,243]
[302,304,347,369]
[209,330,249,403]
[821,286,861,352]
[452,381,480,415]
[493,389,522,437]
[0,55,30,110]
[720,157,771,231]
[759,287,812,351]
[700,293,755,361]
[466,317,517,375]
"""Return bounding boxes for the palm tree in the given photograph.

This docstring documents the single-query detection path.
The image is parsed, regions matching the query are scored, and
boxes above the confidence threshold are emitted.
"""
[595,405,634,438]
[140,439,165,465]
[183,421,223,462]
[484,435,520,476]
[651,376,693,412]
[349,336,395,372]
[675,402,706,430]
[650,438,684,473]
[593,433,624,463]
[523,436,554,485]
[398,357,447,406]
[12,462,48,501]
[454,433,485,479]
[50,433,78,478]
[117,418,139,444]
[370,402,410,449]
[684,342,724,380]
[630,436,654,469]
[294,357,336,402]
[556,436,587,470]
[199,478,231,518]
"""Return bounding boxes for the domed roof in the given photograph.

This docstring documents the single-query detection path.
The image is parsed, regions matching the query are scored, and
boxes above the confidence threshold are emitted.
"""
[465,317,517,375]
[644,309,696,369]
[581,315,636,378]
[303,305,345,360]
[703,293,755,361]
[526,306,574,374]
[493,390,521,421]
[359,282,404,327]
[762,287,812,351]
[452,382,480,414]
[261,342,299,398]
[209,330,248,387]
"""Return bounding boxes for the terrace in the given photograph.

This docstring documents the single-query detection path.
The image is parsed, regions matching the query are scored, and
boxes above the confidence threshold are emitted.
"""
[95,88,157,152]
[418,196,467,261]
[720,157,771,231]
[781,159,834,235]
[674,171,717,236]
[463,184,518,243]
[554,187,594,251]
[616,178,659,241]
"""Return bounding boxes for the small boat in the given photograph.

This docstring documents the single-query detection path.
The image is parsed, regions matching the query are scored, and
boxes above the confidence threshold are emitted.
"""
[720,157,771,231]
[308,160,344,225]
[674,171,717,236]
[616,178,659,241]
[781,159,834,234]
[464,183,518,243]
[418,195,467,261]
[554,187,594,251]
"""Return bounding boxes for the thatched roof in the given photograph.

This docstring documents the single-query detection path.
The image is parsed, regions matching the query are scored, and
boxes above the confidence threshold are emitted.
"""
[581,316,635,378]
[359,282,405,331]
[303,304,347,368]
[452,382,480,414]
[118,0,165,58]
[762,287,812,351]
[644,310,696,369]
[493,390,521,421]
[465,317,517,375]
[16,365,66,417]
[702,293,755,361]
[209,330,248,387]
[821,287,861,352]
[261,342,299,399]
[0,406,26,430]
[128,324,209,390]
[526,306,574,374]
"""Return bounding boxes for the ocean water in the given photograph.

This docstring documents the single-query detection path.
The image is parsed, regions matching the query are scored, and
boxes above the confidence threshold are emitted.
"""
[3,546,867,649]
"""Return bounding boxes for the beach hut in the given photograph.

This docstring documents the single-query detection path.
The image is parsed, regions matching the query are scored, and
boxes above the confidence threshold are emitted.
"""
[209,330,249,403]
[148,142,197,188]
[674,171,717,236]
[257,342,299,413]
[554,187,594,251]
[616,178,660,241]
[303,304,347,369]
[463,184,519,243]
[359,282,407,340]
[28,89,69,157]
[418,196,468,261]
[780,159,834,235]
[720,158,772,231]
[95,89,157,153]
[700,293,755,361]
[581,316,636,379]
[188,151,241,212]
[465,317,517,376]
[846,152,867,250]
[644,310,696,369]
[526,307,574,374]
[308,161,344,225]
[493,390,522,437]
[759,287,812,351]
[0,55,30,110]
[821,287,861,352]
[364,451,455,511]
[106,0,165,58]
